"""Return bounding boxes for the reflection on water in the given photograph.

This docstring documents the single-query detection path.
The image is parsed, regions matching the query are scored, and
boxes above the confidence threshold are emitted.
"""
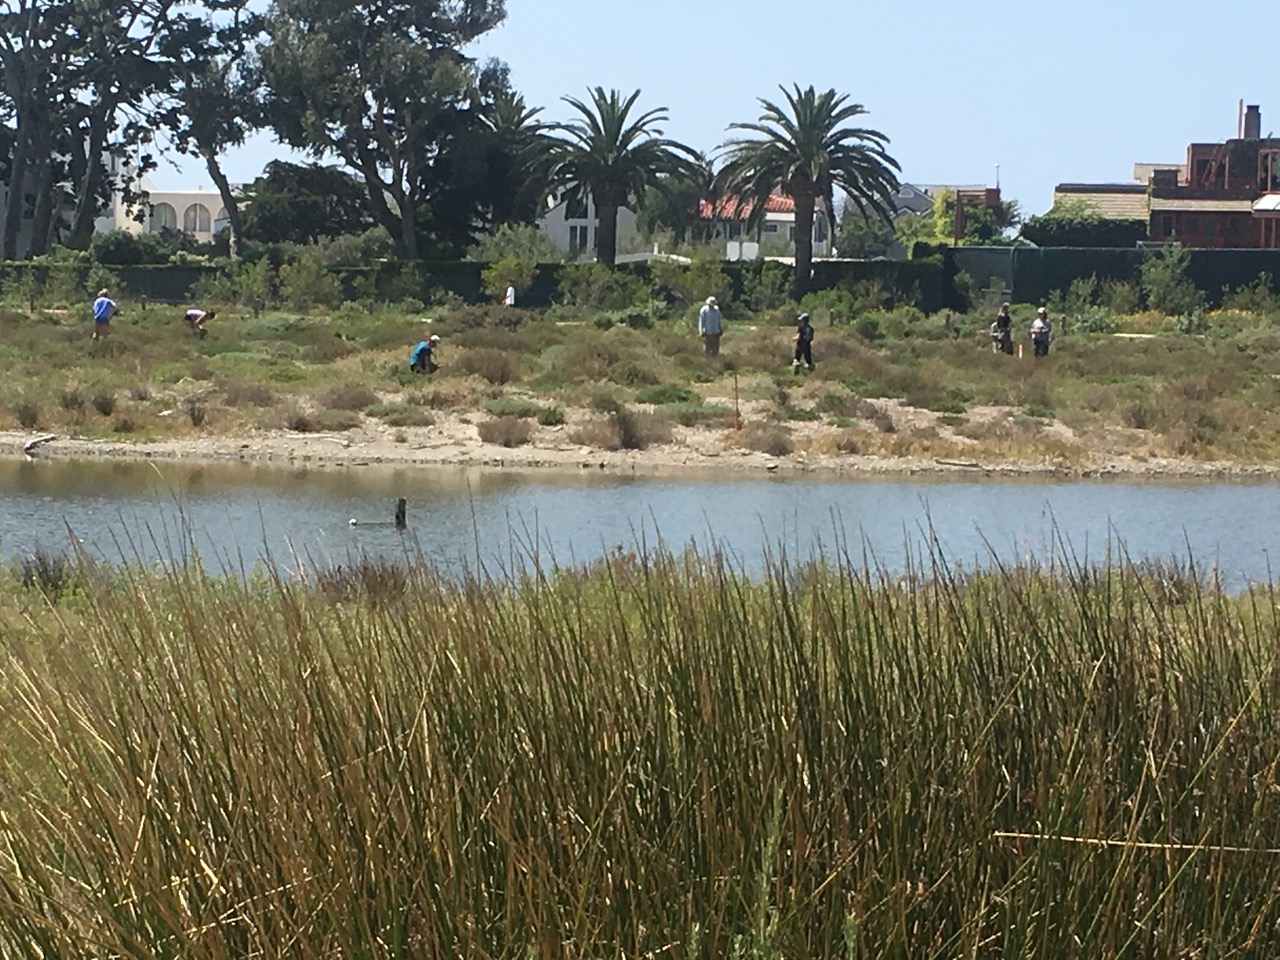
[0,459,1275,588]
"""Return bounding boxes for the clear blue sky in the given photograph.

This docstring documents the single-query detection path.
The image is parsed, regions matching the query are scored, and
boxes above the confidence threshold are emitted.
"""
[153,0,1275,219]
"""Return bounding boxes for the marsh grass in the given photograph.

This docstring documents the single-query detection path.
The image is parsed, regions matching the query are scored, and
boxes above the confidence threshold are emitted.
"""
[3,547,1280,956]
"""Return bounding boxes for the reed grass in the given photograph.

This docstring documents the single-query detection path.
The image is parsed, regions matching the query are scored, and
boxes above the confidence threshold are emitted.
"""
[2,546,1280,957]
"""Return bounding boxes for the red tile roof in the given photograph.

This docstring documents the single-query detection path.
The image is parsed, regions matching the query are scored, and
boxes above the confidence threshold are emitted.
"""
[698,192,796,220]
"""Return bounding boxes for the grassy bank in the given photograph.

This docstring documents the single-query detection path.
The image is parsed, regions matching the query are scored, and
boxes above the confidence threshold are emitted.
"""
[3,548,1280,955]
[4,297,1280,467]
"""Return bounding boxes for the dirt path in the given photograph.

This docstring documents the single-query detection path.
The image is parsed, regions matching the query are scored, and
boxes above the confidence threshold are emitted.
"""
[3,415,1276,482]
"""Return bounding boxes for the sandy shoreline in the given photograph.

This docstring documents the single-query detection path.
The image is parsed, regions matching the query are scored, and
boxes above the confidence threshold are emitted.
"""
[3,425,1278,483]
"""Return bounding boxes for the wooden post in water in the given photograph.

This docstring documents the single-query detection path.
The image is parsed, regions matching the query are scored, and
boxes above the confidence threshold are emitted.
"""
[394,498,407,531]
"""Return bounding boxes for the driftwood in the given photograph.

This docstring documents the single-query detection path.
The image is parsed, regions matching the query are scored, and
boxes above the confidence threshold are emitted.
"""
[349,498,408,530]
[22,434,57,458]
[935,458,981,469]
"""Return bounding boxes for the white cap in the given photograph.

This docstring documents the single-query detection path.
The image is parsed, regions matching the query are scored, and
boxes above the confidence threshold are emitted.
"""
[706,296,717,305]
[1037,307,1047,315]
[429,334,441,343]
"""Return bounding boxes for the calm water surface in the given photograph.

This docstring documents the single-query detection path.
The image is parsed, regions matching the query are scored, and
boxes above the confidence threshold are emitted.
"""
[0,459,1274,586]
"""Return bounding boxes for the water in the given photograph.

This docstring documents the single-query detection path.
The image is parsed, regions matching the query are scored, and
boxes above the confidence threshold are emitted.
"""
[0,459,1274,587]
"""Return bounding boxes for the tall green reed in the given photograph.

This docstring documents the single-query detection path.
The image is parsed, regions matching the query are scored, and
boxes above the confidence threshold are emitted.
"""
[1,545,1279,957]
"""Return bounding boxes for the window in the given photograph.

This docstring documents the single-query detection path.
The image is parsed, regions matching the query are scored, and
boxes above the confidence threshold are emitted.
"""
[565,193,588,220]
[150,202,177,233]
[1162,215,1174,237]
[788,225,796,241]
[568,224,590,254]
[763,223,779,233]
[727,223,743,239]
[183,203,211,234]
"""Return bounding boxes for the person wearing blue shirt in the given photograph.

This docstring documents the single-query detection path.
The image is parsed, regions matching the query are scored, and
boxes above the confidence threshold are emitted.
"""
[410,334,441,373]
[91,289,118,341]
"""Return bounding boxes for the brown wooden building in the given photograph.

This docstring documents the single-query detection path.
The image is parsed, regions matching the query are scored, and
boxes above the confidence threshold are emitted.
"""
[1052,105,1280,248]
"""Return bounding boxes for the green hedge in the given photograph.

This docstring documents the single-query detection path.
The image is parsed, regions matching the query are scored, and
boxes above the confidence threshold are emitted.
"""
[0,257,954,312]
[948,247,1280,306]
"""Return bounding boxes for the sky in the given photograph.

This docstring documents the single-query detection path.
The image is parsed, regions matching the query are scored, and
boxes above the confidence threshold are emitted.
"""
[151,0,1276,219]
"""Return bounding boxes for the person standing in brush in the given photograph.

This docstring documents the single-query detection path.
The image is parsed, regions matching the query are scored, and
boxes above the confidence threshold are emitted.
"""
[698,296,723,356]
[992,302,1014,355]
[1030,306,1052,358]
[91,288,118,341]
[792,312,815,372]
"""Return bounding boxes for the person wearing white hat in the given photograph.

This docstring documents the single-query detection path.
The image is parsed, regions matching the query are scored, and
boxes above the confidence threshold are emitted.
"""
[1029,307,1052,358]
[410,333,442,373]
[698,295,723,356]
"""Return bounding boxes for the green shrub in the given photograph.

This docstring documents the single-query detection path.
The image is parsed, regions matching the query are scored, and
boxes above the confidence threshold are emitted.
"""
[535,406,566,427]
[635,385,697,406]
[737,422,793,456]
[279,255,343,310]
[1141,243,1203,317]
[366,403,435,427]
[13,399,38,429]
[91,391,115,416]
[480,255,537,303]
[558,263,646,311]
[482,396,543,419]
[614,407,672,450]
[317,385,378,411]
[457,348,521,385]
[478,416,534,447]
[650,259,730,308]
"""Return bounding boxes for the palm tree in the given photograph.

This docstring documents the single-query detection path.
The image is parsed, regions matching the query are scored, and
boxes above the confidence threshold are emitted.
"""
[549,87,698,266]
[481,89,556,226]
[716,85,900,292]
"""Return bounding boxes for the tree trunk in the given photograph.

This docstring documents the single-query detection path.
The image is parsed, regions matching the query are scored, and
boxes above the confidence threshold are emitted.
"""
[68,101,112,249]
[203,148,243,260]
[350,145,414,260]
[792,191,816,297]
[397,199,418,261]
[3,122,31,260]
[595,199,619,267]
[28,148,56,257]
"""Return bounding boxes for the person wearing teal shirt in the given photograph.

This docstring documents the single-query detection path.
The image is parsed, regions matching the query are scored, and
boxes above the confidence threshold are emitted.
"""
[410,334,441,373]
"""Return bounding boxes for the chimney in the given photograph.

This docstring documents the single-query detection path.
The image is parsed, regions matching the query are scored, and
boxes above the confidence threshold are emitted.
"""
[1245,105,1262,140]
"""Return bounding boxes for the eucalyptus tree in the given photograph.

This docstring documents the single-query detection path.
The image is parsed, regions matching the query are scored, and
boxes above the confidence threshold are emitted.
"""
[716,84,900,291]
[548,87,698,266]
[0,0,228,257]
[258,0,506,260]
[163,8,264,258]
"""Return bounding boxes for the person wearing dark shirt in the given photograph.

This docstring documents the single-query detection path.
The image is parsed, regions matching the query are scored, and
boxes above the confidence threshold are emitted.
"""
[992,302,1014,355]
[792,312,815,372]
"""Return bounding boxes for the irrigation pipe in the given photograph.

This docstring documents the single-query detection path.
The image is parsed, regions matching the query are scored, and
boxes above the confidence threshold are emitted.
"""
[993,831,1280,856]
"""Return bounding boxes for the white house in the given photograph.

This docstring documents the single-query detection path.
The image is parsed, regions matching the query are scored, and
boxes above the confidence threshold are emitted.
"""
[95,157,238,243]
[537,189,638,259]
[100,172,236,244]
[696,192,832,258]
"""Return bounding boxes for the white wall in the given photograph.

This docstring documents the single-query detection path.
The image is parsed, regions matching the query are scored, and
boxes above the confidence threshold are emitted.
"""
[537,191,638,258]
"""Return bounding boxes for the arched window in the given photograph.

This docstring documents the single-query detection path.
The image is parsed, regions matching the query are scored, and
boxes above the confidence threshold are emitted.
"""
[150,202,177,233]
[183,203,211,234]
